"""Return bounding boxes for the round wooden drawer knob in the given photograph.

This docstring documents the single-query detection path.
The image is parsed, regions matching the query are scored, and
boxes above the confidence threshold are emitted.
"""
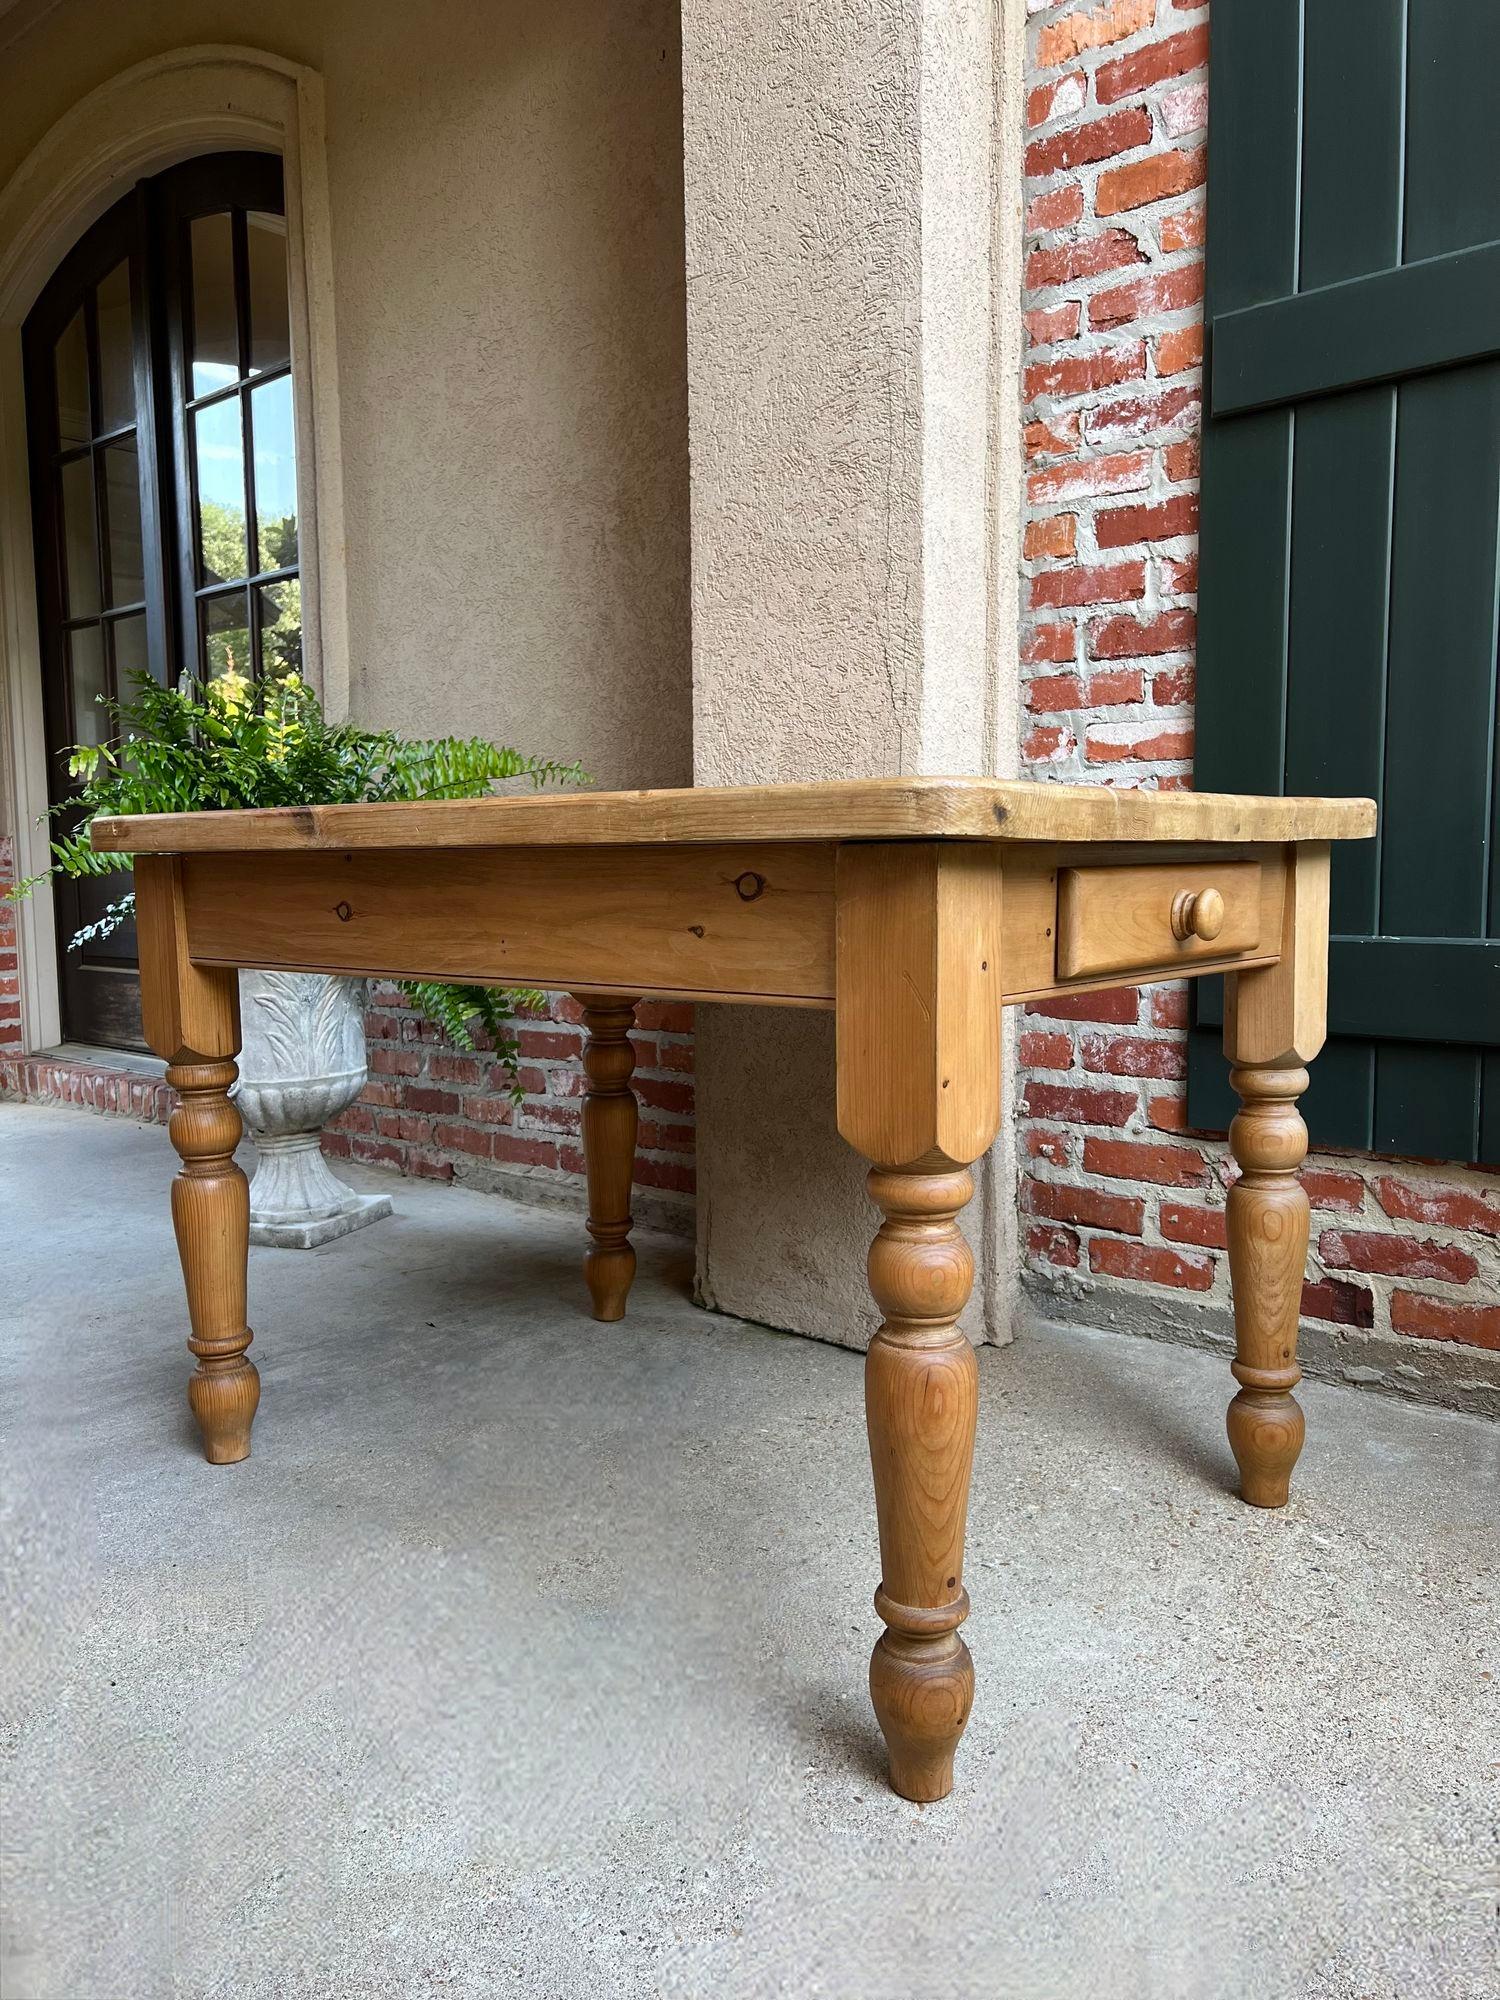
[1171,885,1225,943]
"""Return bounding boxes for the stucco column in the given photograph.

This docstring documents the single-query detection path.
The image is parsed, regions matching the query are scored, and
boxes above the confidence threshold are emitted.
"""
[682,0,1027,1346]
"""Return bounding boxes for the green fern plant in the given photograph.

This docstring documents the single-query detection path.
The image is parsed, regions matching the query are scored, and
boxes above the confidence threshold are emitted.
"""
[10,667,586,1097]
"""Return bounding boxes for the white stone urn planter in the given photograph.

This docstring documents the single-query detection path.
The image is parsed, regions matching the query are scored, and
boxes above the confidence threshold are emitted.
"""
[235,970,393,1248]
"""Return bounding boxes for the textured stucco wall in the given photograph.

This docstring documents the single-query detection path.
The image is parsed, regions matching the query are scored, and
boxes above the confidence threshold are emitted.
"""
[0,0,691,791]
[681,0,1026,1348]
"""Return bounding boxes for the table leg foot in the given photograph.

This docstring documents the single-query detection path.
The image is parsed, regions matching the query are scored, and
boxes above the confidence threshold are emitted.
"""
[1225,1062,1309,1509]
[863,1163,979,1801]
[168,1059,258,1464]
[574,995,640,1322]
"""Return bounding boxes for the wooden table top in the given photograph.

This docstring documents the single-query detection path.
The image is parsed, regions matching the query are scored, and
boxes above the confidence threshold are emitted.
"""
[91,776,1377,856]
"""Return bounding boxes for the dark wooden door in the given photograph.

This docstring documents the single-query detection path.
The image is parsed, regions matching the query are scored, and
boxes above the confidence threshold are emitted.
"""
[1188,0,1500,1164]
[22,153,293,1051]
[23,191,169,1049]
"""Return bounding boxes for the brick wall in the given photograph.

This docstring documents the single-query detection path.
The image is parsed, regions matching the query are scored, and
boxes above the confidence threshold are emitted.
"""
[0,836,23,1058]
[324,988,695,1227]
[1016,0,1499,1358]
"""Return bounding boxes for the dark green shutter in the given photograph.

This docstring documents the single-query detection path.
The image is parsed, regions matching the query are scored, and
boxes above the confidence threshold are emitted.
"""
[1188,0,1500,1165]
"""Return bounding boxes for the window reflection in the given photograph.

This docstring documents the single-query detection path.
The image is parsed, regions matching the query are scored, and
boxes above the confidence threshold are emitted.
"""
[111,613,148,684]
[69,625,107,743]
[193,397,247,585]
[251,374,297,570]
[103,438,143,606]
[96,260,134,435]
[257,578,302,679]
[190,212,238,397]
[246,211,290,375]
[61,455,100,619]
[201,592,251,680]
[54,309,90,446]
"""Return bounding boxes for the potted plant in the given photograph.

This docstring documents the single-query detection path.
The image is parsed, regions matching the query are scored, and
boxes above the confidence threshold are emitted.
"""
[11,667,583,1245]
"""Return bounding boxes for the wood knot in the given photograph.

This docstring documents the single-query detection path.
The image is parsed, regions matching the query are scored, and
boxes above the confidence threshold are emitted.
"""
[334,901,353,922]
[734,871,766,901]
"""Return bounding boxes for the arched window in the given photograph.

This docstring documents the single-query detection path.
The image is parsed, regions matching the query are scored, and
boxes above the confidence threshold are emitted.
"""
[23,153,297,1047]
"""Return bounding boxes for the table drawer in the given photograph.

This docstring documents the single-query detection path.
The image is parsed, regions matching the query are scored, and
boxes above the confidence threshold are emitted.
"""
[1056,859,1264,982]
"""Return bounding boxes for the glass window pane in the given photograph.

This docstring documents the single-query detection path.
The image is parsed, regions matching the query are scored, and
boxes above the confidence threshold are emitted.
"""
[201,592,250,681]
[246,211,290,376]
[189,212,239,397]
[250,374,297,570]
[102,438,143,606]
[69,624,107,744]
[194,396,248,585]
[60,455,100,618]
[96,259,134,434]
[257,578,302,680]
[111,612,149,686]
[54,309,90,446]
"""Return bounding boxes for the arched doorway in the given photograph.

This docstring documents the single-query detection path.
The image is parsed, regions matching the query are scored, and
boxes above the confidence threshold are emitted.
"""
[23,152,298,1047]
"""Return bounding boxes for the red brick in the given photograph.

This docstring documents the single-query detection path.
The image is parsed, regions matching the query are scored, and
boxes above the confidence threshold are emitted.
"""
[1026,1127,1073,1167]
[1027,69,1087,127]
[1025,107,1154,180]
[1089,264,1204,330]
[1160,1200,1227,1249]
[1025,186,1086,238]
[1028,1178,1145,1234]
[1160,205,1206,254]
[1080,1032,1188,1079]
[1029,986,1138,1024]
[1026,229,1146,292]
[368,1044,421,1078]
[1090,1237,1214,1290]
[1374,1176,1499,1238]
[1319,1230,1478,1283]
[1149,985,1188,1029]
[1301,1277,1375,1329]
[517,1027,581,1060]
[1160,77,1209,136]
[1086,666,1145,705]
[1390,1291,1500,1350]
[1022,1080,1138,1126]
[1083,1136,1207,1186]
[1159,552,1198,594]
[1025,299,1083,347]
[1026,415,1082,459]
[1097,147,1205,217]
[1029,450,1152,506]
[1301,1168,1366,1214]
[1096,494,1199,548]
[1095,25,1209,103]
[634,1000,695,1032]
[1156,325,1203,379]
[1038,0,1156,67]
[1163,438,1200,483]
[1085,383,1202,444]
[1087,725,1193,764]
[1028,1221,1082,1268]
[1026,672,1084,713]
[1152,662,1195,704]
[1032,559,1146,610]
[1023,722,1076,763]
[1025,513,1079,560]
[1024,622,1078,665]
[1090,608,1197,658]
[488,1132,562,1170]
[635,1076,694,1116]
[1024,340,1146,403]
[632,1156,695,1196]
[1020,1029,1076,1067]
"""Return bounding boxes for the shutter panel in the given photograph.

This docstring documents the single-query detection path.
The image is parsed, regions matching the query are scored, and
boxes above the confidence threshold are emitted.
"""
[1188,0,1500,1165]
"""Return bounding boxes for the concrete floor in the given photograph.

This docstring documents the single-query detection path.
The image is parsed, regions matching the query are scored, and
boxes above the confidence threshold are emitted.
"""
[1,1100,1496,2000]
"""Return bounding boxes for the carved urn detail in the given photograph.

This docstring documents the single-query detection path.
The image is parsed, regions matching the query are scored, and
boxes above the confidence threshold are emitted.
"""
[235,971,392,1247]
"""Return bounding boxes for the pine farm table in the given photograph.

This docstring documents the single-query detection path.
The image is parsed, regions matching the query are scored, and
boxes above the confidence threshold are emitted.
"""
[94,777,1376,1802]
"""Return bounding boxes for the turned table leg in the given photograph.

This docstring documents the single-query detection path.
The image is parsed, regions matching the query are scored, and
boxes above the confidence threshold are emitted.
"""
[1221,842,1330,1509]
[134,856,258,1463]
[168,1058,259,1462]
[573,994,640,1321]
[864,1162,979,1802]
[1225,1064,1308,1507]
